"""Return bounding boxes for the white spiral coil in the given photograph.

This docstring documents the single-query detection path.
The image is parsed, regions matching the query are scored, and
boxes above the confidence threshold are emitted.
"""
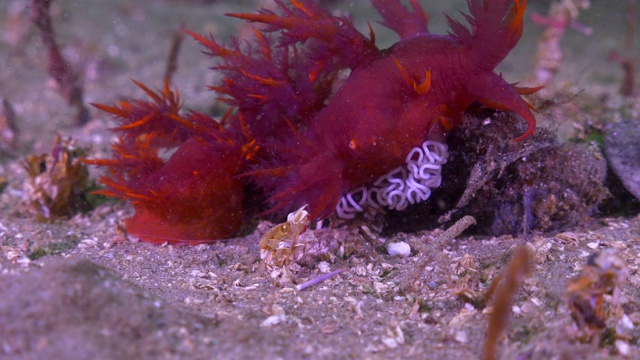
[335,140,448,219]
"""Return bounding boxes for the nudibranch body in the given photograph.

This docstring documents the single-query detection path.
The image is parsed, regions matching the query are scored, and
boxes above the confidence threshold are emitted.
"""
[90,0,538,243]
[239,0,537,219]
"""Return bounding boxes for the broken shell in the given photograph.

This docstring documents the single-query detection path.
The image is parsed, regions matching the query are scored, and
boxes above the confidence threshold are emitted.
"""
[387,241,411,257]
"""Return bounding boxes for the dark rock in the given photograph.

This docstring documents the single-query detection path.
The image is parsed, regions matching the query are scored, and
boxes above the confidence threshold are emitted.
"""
[386,108,610,236]
[604,120,640,201]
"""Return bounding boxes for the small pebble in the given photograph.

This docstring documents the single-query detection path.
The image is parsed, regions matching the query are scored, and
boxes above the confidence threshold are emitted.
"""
[620,314,634,331]
[387,242,411,257]
[261,314,286,327]
[317,261,331,273]
[381,337,398,349]
[454,330,468,343]
[615,339,629,356]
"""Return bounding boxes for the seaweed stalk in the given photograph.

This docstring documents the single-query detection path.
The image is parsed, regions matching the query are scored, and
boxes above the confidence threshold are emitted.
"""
[30,0,89,125]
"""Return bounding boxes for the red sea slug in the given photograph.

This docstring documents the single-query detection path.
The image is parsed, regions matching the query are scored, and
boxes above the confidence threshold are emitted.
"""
[89,0,538,244]
[86,83,249,243]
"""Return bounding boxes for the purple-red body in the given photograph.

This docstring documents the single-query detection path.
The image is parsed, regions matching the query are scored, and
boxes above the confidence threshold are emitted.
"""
[237,0,536,218]
[90,0,537,243]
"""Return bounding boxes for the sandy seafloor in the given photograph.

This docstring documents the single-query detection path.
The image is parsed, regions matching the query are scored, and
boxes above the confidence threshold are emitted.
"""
[1,0,640,359]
